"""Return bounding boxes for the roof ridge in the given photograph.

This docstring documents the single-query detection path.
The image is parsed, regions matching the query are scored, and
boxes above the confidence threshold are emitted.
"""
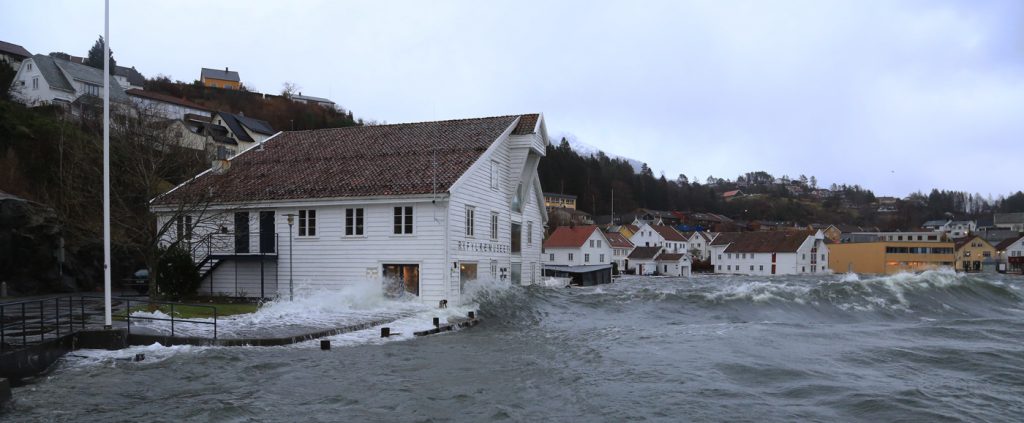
[283,114,533,135]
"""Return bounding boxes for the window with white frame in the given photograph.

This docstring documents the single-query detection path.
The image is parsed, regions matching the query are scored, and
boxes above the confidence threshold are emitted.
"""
[465,206,475,237]
[490,260,498,279]
[490,212,499,240]
[568,253,574,261]
[27,63,32,71]
[585,253,590,263]
[394,206,413,234]
[589,240,595,248]
[599,254,605,263]
[490,161,500,190]
[298,209,316,237]
[345,208,364,236]
[32,77,38,90]
[549,253,554,261]
[527,221,533,245]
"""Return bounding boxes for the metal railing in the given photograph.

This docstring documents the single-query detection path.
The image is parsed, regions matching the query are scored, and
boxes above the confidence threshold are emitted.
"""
[194,231,279,261]
[0,295,220,353]
[115,297,218,341]
[0,296,90,353]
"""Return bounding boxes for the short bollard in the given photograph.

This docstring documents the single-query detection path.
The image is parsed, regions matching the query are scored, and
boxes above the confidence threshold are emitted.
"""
[133,353,145,362]
[381,327,391,338]
[432,317,440,327]
[321,340,331,350]
[468,311,475,319]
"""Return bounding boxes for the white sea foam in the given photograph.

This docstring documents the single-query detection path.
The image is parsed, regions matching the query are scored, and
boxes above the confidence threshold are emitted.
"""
[129,280,438,338]
[61,343,206,369]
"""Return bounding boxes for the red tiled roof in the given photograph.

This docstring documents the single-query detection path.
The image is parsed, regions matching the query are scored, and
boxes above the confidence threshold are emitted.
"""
[722,190,742,197]
[652,224,687,241]
[995,235,1024,251]
[153,115,529,205]
[0,40,30,58]
[544,225,600,249]
[604,231,634,249]
[512,114,539,135]
[627,246,661,260]
[126,89,212,112]
[625,224,639,233]
[714,230,817,253]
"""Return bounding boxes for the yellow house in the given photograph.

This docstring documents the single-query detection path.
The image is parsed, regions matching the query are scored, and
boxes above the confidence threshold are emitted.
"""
[544,192,577,210]
[829,241,955,274]
[618,224,639,239]
[200,67,240,90]
[953,235,996,272]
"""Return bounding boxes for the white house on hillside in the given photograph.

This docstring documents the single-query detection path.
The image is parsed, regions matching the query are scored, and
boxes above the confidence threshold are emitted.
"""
[151,114,550,304]
[127,88,212,121]
[11,54,129,107]
[630,222,687,253]
[212,111,276,148]
[711,230,828,275]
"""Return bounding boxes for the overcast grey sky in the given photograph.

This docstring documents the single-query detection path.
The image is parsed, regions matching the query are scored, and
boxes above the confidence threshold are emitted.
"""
[3,0,1022,197]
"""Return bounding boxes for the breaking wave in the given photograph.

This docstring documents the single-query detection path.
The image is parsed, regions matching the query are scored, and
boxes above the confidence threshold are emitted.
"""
[480,270,1024,324]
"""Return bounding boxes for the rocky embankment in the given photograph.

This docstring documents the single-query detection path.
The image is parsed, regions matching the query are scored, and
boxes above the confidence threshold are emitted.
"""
[0,191,101,295]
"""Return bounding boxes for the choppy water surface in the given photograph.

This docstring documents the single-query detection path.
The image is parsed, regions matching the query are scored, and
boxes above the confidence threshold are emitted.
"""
[6,270,1024,422]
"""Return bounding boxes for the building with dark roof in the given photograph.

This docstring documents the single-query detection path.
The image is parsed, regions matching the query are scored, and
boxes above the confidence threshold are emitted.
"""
[200,67,241,89]
[290,92,335,108]
[210,112,276,149]
[151,113,550,303]
[710,230,828,275]
[0,40,31,70]
[11,54,129,107]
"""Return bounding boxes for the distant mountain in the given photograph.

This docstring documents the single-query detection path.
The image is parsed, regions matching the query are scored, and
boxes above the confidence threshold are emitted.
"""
[564,137,645,173]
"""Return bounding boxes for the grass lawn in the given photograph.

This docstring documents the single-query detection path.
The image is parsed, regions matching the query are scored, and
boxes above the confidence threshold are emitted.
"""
[127,302,259,319]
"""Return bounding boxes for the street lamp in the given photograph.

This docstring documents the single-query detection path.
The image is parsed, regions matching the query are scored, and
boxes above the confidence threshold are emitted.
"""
[285,213,296,301]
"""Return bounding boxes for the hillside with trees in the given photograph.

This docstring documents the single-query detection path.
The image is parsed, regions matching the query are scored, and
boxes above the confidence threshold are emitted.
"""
[539,137,1016,230]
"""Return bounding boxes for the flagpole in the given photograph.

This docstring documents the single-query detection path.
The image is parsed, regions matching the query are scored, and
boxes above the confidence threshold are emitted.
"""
[103,0,112,329]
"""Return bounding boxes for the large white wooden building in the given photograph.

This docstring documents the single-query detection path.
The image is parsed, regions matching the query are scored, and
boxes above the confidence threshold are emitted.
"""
[710,230,829,275]
[152,114,549,304]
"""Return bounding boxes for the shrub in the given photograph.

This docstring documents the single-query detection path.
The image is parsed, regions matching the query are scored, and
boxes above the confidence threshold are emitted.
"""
[154,246,200,300]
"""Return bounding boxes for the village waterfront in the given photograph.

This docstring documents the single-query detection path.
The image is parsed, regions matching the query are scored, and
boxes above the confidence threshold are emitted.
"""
[6,270,1024,422]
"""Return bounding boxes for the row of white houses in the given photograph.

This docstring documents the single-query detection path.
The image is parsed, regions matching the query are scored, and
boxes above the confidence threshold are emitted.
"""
[540,221,831,278]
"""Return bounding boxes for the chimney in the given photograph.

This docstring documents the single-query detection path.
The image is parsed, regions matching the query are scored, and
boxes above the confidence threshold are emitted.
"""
[211,146,231,174]
[225,66,229,73]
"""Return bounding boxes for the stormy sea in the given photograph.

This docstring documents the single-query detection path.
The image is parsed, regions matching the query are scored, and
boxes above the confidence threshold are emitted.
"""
[6,269,1024,422]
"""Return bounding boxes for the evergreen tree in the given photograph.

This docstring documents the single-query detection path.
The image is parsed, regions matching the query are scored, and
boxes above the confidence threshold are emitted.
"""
[85,36,116,74]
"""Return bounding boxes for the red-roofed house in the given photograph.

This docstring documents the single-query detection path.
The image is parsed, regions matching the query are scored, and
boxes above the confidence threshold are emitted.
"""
[543,225,612,266]
[604,231,635,273]
[151,114,550,303]
[541,225,613,285]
